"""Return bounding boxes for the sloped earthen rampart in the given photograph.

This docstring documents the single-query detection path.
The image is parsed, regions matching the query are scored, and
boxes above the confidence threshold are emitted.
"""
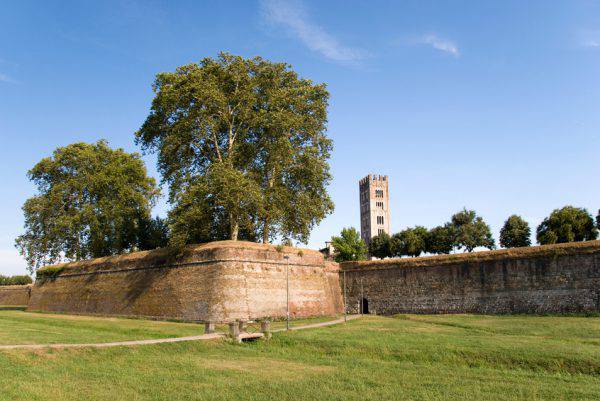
[341,240,600,315]
[28,241,343,322]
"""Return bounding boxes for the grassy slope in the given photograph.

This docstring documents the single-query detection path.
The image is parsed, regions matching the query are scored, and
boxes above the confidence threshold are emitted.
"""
[0,311,338,345]
[0,314,599,400]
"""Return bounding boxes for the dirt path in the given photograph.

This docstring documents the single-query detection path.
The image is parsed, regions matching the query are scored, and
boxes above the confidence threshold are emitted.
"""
[0,315,361,350]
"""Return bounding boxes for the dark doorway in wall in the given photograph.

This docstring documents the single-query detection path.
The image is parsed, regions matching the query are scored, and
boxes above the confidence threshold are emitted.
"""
[361,298,369,314]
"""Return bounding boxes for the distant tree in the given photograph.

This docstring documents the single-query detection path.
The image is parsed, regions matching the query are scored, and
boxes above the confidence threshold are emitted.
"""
[369,232,394,259]
[596,209,600,230]
[536,206,598,245]
[499,215,531,248]
[450,209,495,252]
[135,53,333,246]
[426,225,455,254]
[394,226,429,257]
[137,216,169,251]
[330,227,368,262]
[0,275,33,285]
[14,141,159,273]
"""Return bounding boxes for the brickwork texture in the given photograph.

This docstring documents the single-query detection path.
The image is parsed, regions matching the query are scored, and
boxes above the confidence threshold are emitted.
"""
[341,240,600,315]
[0,285,31,306]
[28,241,343,322]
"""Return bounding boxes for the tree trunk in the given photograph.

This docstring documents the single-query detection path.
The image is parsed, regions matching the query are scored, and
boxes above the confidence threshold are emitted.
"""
[262,216,269,243]
[230,214,239,241]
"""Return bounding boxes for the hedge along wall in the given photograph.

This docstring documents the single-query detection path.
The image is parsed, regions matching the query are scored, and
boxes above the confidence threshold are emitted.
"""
[341,240,600,315]
[28,241,343,322]
[0,285,31,306]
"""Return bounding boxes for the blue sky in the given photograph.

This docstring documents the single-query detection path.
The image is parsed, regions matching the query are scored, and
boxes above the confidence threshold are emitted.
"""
[1,0,599,275]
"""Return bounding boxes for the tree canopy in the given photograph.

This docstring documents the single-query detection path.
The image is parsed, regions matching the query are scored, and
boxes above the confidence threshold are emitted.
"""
[426,225,454,254]
[330,227,367,262]
[393,226,429,257]
[499,215,531,248]
[369,232,394,259]
[15,141,160,273]
[0,275,32,286]
[135,53,334,246]
[536,206,598,245]
[449,209,495,252]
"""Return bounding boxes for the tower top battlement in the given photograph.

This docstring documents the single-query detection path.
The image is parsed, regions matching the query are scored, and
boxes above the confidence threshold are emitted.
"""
[359,174,388,187]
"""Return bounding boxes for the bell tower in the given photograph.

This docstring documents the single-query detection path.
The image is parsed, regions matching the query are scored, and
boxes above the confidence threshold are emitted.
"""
[359,175,391,245]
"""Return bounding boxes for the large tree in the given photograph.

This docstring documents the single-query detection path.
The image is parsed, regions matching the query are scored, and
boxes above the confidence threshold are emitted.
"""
[499,215,531,248]
[596,209,600,230]
[426,225,454,254]
[330,227,367,262]
[15,141,159,273]
[369,232,394,259]
[536,206,598,245]
[394,226,429,257]
[450,209,495,252]
[135,53,333,246]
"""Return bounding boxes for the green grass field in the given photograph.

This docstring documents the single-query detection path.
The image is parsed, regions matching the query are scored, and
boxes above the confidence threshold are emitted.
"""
[0,312,598,400]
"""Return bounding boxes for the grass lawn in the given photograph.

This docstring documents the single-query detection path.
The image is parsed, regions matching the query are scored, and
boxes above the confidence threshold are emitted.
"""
[0,311,339,345]
[0,313,598,400]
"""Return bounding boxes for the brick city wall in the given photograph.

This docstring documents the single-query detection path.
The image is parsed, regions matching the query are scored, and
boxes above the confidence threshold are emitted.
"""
[0,285,31,306]
[341,240,600,315]
[29,241,343,322]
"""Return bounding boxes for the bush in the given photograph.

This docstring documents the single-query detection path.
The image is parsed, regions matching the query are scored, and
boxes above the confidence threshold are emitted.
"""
[0,275,33,286]
[35,266,65,280]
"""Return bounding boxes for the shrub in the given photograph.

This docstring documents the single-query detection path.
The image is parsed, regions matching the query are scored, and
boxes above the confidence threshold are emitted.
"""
[0,275,33,286]
[35,266,65,280]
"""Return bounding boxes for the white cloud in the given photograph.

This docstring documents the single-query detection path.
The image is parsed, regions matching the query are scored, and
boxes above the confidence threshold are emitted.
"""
[0,72,17,84]
[260,0,366,63]
[414,34,460,57]
[580,30,600,48]
[0,249,28,276]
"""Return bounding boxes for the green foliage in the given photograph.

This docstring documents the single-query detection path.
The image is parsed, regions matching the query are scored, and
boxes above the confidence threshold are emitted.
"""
[0,275,32,286]
[14,141,159,273]
[499,215,531,248]
[426,225,455,254]
[0,312,598,400]
[449,208,495,252]
[596,209,599,229]
[137,216,169,251]
[536,206,598,245]
[35,265,65,280]
[330,227,367,262]
[393,226,429,257]
[369,232,394,259]
[135,52,333,245]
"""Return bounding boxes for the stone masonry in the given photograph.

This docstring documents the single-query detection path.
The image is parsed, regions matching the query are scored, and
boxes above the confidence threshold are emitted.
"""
[341,240,600,315]
[28,241,343,322]
[359,174,391,246]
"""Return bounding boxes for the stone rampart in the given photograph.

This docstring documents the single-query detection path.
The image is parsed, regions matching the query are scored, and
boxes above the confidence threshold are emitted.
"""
[29,241,343,322]
[0,285,31,306]
[341,240,600,315]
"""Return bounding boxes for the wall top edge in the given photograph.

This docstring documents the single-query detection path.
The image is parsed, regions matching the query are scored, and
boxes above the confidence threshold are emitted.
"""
[341,240,600,271]
[36,240,325,274]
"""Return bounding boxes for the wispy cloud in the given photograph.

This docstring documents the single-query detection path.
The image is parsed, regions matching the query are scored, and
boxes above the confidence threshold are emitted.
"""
[580,30,600,48]
[260,0,366,63]
[413,34,460,57]
[0,72,18,84]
